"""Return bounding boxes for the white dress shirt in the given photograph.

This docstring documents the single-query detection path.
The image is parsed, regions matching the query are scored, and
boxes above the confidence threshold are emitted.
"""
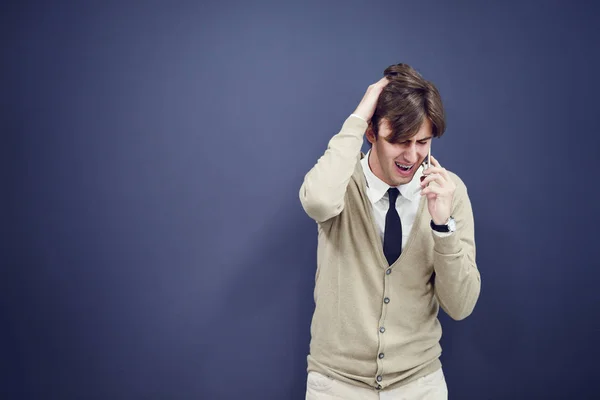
[349,113,452,245]
[360,150,425,248]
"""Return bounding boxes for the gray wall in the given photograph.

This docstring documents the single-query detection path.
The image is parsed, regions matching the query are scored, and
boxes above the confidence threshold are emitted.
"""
[3,0,599,398]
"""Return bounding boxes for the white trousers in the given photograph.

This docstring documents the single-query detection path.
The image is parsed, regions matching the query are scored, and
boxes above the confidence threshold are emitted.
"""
[306,369,448,400]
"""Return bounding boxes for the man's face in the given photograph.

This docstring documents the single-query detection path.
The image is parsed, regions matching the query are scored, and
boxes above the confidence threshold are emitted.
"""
[366,118,433,187]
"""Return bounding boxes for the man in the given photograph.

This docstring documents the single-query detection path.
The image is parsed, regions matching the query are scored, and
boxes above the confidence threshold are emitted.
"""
[299,63,481,399]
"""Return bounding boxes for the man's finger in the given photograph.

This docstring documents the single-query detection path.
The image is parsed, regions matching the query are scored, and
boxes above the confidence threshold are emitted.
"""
[421,185,442,195]
[377,77,390,86]
[422,168,448,183]
[420,173,445,187]
[429,155,442,168]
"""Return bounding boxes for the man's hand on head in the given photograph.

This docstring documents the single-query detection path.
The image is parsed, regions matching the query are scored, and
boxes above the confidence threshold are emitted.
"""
[352,77,389,123]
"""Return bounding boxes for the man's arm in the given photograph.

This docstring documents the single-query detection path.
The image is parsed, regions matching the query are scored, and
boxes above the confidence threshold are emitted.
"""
[420,157,481,320]
[430,177,481,320]
[299,78,389,222]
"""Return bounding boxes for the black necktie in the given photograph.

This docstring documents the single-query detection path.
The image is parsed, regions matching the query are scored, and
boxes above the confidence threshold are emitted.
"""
[383,188,402,265]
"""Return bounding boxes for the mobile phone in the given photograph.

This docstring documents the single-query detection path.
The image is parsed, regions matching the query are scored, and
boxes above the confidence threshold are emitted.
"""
[420,145,431,182]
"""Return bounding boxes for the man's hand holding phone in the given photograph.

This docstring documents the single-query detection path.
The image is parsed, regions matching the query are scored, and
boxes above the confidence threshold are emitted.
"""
[420,155,456,226]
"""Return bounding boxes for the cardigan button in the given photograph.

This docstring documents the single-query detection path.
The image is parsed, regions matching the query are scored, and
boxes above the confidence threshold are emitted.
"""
[386,268,392,275]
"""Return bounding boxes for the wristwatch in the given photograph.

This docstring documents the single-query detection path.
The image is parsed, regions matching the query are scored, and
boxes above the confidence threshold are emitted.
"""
[430,216,456,233]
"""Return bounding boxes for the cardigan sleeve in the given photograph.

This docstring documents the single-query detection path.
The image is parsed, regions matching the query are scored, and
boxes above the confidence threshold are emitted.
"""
[299,115,367,223]
[431,174,482,320]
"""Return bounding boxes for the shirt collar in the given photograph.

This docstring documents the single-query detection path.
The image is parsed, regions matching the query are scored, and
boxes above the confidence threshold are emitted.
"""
[361,150,423,203]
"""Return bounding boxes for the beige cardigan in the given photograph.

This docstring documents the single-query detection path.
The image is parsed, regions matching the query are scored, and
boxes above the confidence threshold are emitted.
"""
[299,116,481,390]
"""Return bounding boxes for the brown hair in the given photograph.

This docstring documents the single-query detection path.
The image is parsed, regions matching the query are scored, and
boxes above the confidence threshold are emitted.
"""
[370,63,446,143]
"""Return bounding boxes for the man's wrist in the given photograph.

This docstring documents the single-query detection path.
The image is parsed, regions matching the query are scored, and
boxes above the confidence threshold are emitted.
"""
[432,218,446,226]
[431,216,456,233]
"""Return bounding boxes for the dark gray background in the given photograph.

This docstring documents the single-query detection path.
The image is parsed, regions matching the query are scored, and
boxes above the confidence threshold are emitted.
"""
[3,0,599,398]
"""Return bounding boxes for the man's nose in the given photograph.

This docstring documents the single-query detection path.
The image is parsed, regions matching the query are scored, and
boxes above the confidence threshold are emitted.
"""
[404,145,418,163]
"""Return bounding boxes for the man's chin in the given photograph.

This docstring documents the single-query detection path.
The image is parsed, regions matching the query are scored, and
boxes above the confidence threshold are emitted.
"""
[392,171,416,186]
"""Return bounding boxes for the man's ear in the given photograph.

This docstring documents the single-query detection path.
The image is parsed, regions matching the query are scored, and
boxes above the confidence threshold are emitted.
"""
[366,124,376,145]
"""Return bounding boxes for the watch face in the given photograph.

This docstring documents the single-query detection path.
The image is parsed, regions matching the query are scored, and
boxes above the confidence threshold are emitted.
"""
[448,217,456,232]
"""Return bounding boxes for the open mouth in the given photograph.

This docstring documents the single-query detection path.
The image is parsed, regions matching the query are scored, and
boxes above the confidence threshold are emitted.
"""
[395,162,414,176]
